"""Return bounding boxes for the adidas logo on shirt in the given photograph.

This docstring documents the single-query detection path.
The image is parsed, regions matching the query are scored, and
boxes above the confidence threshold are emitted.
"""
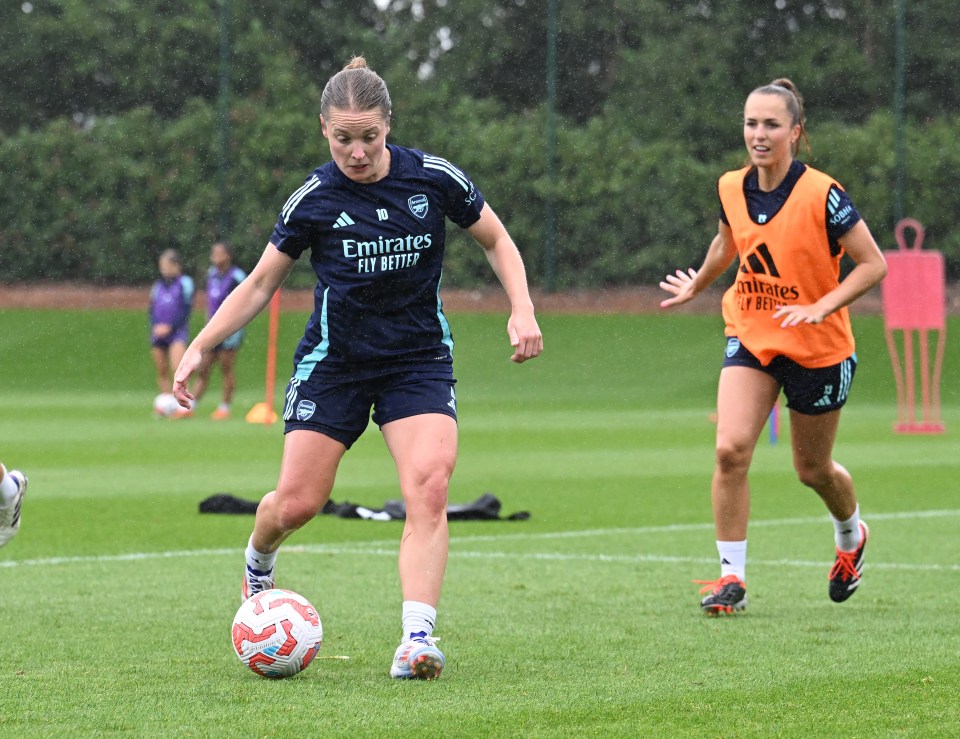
[733,241,800,309]
[333,212,355,229]
[739,242,780,278]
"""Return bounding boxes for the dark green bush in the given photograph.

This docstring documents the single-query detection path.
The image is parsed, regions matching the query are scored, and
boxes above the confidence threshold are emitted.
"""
[3,97,958,288]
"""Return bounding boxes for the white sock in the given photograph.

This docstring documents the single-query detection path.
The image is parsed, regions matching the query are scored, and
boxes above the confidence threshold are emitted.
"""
[402,600,437,640]
[245,536,278,573]
[832,505,862,552]
[717,540,747,582]
[0,465,18,506]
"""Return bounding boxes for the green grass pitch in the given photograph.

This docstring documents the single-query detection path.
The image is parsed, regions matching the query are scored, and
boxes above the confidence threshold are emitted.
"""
[1,306,959,737]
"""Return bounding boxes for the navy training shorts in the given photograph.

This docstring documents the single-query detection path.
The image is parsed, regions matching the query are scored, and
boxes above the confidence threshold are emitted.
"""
[282,370,458,448]
[722,337,857,416]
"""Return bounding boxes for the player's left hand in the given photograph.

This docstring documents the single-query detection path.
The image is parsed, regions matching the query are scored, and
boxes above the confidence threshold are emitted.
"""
[507,310,543,363]
[772,303,827,327]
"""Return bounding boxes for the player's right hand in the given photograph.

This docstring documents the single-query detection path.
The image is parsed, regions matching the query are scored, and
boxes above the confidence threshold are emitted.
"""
[172,346,202,407]
[659,268,699,308]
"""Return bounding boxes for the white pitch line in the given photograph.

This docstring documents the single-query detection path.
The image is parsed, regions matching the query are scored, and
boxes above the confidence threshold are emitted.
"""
[0,546,241,569]
[447,508,960,544]
[448,550,960,573]
[2,508,959,572]
[4,544,960,573]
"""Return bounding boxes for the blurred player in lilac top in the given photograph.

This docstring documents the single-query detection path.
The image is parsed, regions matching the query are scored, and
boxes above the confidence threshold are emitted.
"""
[192,241,247,419]
[149,249,194,398]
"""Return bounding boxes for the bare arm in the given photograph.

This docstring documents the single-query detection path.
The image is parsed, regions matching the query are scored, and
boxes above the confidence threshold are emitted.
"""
[173,244,295,403]
[659,221,738,308]
[773,220,888,327]
[466,204,543,363]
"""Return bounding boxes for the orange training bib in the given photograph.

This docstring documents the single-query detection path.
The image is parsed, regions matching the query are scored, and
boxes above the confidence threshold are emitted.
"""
[718,165,854,368]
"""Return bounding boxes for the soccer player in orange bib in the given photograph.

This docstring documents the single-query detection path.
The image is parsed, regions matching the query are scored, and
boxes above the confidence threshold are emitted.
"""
[659,78,887,615]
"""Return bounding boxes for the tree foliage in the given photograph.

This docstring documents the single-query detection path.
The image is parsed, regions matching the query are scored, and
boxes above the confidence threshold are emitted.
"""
[1,0,958,287]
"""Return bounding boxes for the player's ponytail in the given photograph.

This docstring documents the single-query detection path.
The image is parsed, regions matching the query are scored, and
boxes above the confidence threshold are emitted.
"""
[321,56,392,122]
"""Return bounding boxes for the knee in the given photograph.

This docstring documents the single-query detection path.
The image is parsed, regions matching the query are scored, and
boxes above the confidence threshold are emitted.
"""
[405,468,451,520]
[272,491,322,532]
[714,440,753,477]
[794,460,832,490]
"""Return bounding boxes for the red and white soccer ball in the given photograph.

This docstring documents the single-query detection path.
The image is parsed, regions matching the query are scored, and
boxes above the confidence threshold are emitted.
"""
[153,392,180,418]
[232,589,323,678]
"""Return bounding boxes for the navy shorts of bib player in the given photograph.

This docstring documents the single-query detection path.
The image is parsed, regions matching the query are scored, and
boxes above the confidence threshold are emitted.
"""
[173,57,543,680]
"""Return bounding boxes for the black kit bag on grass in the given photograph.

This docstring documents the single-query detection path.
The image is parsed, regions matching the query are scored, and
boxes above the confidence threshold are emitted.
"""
[199,491,529,521]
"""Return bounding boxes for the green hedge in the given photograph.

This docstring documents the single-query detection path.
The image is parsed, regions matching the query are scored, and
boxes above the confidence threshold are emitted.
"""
[2,96,957,288]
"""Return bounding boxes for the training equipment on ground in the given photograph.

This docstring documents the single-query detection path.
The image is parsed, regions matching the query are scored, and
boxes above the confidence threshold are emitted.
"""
[153,393,181,417]
[232,589,323,678]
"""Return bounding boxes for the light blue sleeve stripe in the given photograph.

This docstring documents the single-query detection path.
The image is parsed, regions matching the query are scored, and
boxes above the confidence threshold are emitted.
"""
[294,287,330,381]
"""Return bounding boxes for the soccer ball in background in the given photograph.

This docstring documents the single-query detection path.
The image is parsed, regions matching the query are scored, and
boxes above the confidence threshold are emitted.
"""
[152,392,181,418]
[232,589,323,678]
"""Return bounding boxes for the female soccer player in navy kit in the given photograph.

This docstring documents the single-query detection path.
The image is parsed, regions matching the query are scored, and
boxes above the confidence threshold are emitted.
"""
[659,78,886,615]
[173,57,542,679]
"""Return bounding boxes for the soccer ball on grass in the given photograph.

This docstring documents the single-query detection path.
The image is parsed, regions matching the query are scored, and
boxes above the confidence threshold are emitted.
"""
[153,392,181,418]
[232,589,323,678]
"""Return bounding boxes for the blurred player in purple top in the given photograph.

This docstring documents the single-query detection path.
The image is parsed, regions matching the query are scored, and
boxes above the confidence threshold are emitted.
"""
[149,249,194,404]
[173,57,542,680]
[192,241,247,420]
